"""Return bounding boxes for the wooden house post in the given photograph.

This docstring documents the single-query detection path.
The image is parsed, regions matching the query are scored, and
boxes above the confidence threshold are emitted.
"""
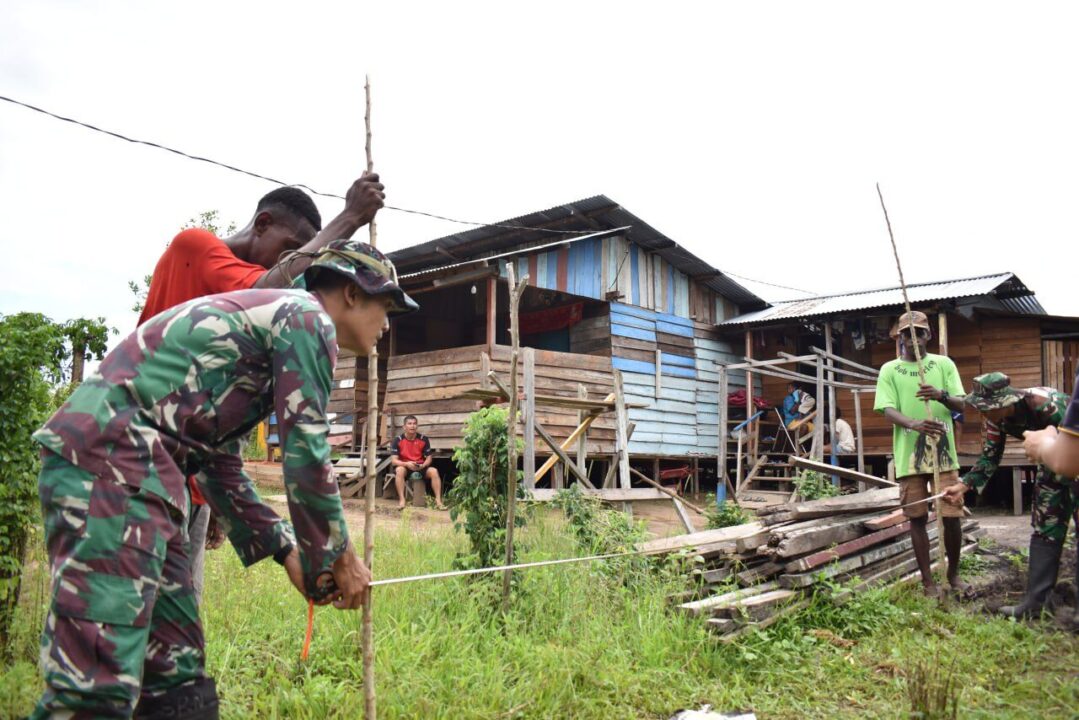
[485,275,497,347]
[852,389,866,476]
[744,331,755,462]
[938,311,949,356]
[523,348,536,489]
[813,355,825,461]
[717,363,729,501]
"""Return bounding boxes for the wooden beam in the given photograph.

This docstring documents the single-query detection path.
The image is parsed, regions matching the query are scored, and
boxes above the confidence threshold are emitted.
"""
[787,456,897,488]
[534,420,594,488]
[813,356,825,461]
[824,326,837,474]
[722,354,817,371]
[527,487,669,502]
[784,518,917,573]
[532,394,614,482]
[755,487,900,520]
[629,467,706,515]
[613,369,632,514]
[576,383,588,478]
[808,347,881,377]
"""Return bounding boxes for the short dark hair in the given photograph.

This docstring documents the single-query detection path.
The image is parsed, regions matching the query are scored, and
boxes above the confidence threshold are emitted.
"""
[256,186,322,231]
[835,407,843,419]
[404,415,418,424]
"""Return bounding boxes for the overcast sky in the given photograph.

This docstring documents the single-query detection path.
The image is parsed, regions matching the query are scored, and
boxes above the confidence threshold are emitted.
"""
[2,1,1076,343]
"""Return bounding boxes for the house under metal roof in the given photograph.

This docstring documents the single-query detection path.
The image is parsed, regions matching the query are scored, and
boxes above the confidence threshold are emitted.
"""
[387,195,767,310]
[720,272,1045,326]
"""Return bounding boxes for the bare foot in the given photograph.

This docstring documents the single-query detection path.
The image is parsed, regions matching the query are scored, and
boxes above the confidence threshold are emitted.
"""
[949,578,975,600]
[923,584,942,599]
[436,503,447,511]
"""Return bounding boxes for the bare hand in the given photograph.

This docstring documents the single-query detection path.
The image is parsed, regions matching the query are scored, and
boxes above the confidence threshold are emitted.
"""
[1022,427,1058,463]
[916,384,943,402]
[205,511,226,550]
[942,482,968,505]
[344,172,385,226]
[329,543,371,610]
[407,461,420,472]
[282,548,305,597]
[909,418,946,437]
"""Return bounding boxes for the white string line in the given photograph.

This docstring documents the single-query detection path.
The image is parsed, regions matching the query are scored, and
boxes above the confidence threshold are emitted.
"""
[1,93,814,296]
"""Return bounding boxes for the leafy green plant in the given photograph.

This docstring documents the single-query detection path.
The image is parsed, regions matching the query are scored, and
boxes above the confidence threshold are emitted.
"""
[793,470,839,501]
[0,313,113,655]
[552,484,650,583]
[905,645,961,719]
[703,494,751,529]
[447,406,526,572]
[0,314,67,652]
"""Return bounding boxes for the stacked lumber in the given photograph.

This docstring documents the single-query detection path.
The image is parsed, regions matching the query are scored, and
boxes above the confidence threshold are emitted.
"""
[642,488,983,641]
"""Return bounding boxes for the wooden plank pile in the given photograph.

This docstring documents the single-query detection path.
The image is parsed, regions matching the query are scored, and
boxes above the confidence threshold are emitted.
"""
[640,488,984,641]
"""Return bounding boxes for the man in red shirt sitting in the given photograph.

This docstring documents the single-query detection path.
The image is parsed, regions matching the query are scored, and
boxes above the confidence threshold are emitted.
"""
[139,173,386,603]
[390,415,445,511]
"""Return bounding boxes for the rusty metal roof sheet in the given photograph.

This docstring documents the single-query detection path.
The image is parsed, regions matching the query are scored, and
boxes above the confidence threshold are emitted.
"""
[720,272,1044,326]
[386,195,767,309]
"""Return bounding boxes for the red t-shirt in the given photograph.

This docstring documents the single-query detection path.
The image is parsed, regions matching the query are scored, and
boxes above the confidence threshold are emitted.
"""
[138,228,266,325]
[139,228,266,504]
[391,434,432,464]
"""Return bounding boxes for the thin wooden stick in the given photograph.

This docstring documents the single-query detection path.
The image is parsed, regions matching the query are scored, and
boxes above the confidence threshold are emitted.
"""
[502,264,527,611]
[362,74,378,720]
[876,183,946,566]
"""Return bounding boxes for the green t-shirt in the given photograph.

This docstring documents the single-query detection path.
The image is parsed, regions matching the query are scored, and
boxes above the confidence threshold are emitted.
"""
[873,353,965,478]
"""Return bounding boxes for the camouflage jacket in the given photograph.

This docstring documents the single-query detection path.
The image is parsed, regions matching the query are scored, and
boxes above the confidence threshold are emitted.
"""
[34,288,349,595]
[961,387,1068,492]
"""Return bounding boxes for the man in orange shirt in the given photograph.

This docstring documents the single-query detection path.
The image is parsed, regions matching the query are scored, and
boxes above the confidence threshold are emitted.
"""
[140,173,385,603]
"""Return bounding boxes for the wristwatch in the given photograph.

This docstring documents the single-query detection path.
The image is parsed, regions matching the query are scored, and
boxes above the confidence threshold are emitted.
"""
[938,389,950,404]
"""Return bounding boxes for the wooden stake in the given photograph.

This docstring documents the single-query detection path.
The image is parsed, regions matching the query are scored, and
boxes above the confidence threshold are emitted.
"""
[362,74,378,720]
[876,183,946,566]
[502,264,527,612]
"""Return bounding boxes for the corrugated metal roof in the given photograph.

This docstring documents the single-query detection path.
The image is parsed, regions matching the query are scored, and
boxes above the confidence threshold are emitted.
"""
[386,195,767,309]
[720,272,1043,325]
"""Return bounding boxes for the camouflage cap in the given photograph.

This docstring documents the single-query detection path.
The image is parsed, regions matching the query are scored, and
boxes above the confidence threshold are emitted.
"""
[965,372,1024,412]
[298,239,419,316]
[889,310,931,338]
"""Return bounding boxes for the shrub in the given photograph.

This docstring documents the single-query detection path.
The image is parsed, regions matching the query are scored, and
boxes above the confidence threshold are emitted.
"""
[703,494,751,529]
[793,470,839,501]
[447,406,526,572]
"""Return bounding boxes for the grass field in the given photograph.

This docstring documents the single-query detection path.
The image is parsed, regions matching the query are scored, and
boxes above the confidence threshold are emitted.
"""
[2,510,1077,719]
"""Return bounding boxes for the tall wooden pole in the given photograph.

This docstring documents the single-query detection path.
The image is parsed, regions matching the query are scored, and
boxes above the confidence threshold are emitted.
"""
[362,74,378,720]
[876,183,946,565]
[502,264,527,611]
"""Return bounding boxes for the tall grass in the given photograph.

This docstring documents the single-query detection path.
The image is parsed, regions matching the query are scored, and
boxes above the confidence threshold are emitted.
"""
[3,511,1078,719]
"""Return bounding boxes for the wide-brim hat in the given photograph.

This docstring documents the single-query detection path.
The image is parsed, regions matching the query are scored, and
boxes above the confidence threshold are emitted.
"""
[965,372,1024,412]
[298,239,419,316]
[889,310,931,339]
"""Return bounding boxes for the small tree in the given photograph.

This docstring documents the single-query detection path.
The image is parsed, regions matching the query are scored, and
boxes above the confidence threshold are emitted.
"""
[0,314,66,650]
[129,210,238,314]
[0,312,115,652]
[447,406,526,572]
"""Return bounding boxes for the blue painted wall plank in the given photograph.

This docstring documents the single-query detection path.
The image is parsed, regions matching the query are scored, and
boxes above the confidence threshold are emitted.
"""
[612,357,656,374]
[661,365,697,379]
[630,246,640,306]
[666,263,675,314]
[610,302,656,321]
[656,321,694,337]
[545,251,558,290]
[660,352,696,368]
[610,324,656,342]
[609,312,656,331]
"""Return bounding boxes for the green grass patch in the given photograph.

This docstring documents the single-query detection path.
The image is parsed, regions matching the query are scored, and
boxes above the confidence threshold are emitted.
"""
[3,512,1078,718]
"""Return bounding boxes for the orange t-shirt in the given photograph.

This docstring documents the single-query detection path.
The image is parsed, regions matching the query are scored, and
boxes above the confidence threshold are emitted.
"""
[139,228,266,505]
[138,228,266,325]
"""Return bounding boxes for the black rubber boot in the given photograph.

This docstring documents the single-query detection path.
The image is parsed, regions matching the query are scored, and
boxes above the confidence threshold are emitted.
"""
[134,677,219,720]
[999,535,1064,619]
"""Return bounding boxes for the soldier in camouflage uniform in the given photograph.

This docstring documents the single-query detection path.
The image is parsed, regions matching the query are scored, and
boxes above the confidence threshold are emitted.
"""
[30,239,417,719]
[942,372,1078,618]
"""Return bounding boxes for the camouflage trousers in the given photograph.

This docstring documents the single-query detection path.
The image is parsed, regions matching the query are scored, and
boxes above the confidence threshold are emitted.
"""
[31,450,208,719]
[1031,466,1079,544]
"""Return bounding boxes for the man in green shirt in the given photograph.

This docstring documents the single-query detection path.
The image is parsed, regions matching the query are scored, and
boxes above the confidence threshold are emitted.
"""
[874,311,969,599]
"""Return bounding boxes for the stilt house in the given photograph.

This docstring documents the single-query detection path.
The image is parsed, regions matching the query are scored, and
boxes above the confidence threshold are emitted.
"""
[329,196,768,487]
